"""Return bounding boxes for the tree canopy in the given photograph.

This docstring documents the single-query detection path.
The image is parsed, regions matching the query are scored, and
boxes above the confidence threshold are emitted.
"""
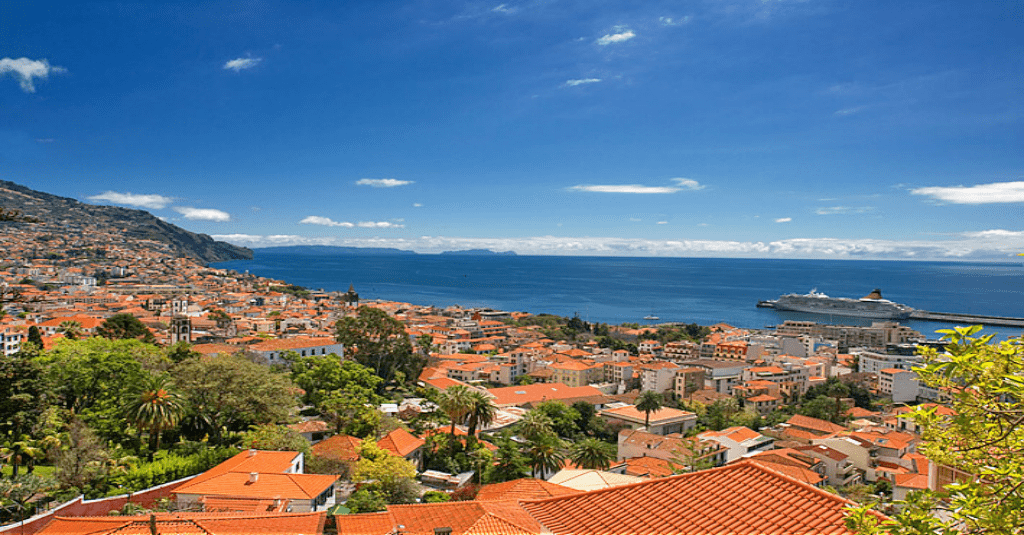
[848,326,1024,535]
[96,313,156,343]
[334,307,422,386]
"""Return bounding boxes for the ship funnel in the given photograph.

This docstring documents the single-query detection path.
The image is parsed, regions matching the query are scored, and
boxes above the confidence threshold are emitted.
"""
[863,288,883,300]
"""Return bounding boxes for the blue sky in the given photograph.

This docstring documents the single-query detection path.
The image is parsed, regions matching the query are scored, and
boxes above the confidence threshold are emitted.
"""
[2,1,1022,259]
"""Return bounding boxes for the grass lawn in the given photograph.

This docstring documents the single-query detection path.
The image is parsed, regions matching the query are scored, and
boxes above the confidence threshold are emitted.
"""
[1,465,56,478]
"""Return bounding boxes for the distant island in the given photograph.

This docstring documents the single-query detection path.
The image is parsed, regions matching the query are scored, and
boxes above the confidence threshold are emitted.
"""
[254,245,516,256]
[255,245,417,255]
[439,249,517,256]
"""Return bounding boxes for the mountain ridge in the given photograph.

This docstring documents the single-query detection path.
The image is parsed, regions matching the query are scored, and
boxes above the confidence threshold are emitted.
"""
[0,180,252,263]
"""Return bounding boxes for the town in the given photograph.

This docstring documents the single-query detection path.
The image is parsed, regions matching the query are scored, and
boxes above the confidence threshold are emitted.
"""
[0,217,1009,535]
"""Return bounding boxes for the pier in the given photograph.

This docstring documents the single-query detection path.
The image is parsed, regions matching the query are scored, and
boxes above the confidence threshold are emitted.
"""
[909,310,1024,328]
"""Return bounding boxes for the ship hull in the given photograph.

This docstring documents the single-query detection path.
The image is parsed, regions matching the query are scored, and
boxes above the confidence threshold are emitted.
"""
[772,301,912,320]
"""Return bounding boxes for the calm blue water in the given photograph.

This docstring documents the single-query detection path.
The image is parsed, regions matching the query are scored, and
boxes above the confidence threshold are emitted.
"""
[214,254,1024,339]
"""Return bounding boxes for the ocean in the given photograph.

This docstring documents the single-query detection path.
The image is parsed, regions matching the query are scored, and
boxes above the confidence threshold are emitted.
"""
[214,253,1024,340]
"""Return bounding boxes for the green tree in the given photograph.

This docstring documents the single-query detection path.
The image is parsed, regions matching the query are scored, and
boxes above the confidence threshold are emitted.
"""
[123,374,185,456]
[0,350,48,439]
[532,401,581,439]
[571,401,597,436]
[56,320,82,340]
[26,326,43,348]
[438,385,473,437]
[334,307,422,386]
[523,433,565,479]
[568,438,615,470]
[96,313,156,343]
[240,424,310,455]
[486,435,529,483]
[320,390,381,438]
[172,354,299,445]
[0,474,54,522]
[636,390,664,429]
[0,437,44,478]
[35,338,163,441]
[847,327,1024,535]
[465,390,497,439]
[352,439,418,504]
[517,410,554,442]
[288,354,382,408]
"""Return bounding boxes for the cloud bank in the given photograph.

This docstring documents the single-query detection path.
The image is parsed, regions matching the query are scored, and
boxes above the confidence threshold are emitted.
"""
[173,207,231,221]
[356,178,414,188]
[301,216,354,227]
[211,230,1024,260]
[570,178,703,194]
[87,191,173,210]
[0,57,66,92]
[911,181,1024,204]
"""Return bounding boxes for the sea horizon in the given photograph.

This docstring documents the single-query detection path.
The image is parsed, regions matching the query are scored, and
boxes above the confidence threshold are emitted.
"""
[216,252,1024,341]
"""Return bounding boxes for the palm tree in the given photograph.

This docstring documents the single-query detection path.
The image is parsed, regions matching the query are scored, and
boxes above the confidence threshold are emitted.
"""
[523,434,565,479]
[465,391,497,439]
[517,410,553,442]
[0,437,44,478]
[636,390,664,430]
[569,438,615,470]
[123,375,185,456]
[438,385,473,437]
[57,320,82,340]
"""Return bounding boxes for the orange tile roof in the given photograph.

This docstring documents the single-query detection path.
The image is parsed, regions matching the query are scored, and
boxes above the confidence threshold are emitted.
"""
[486,383,605,407]
[38,512,325,535]
[600,405,695,425]
[622,456,678,478]
[521,460,883,535]
[182,450,300,488]
[175,472,338,500]
[312,435,362,461]
[785,414,847,435]
[334,512,394,535]
[387,500,543,535]
[474,478,581,501]
[377,428,425,457]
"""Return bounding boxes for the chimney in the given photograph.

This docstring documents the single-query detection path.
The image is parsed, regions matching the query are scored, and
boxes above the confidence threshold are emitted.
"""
[249,472,259,484]
[433,528,452,535]
[248,449,257,457]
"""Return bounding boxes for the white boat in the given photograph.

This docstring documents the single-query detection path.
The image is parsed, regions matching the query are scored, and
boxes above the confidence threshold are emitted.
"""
[761,288,914,320]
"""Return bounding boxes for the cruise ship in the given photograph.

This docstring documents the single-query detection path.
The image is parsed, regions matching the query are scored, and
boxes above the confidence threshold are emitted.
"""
[758,288,914,320]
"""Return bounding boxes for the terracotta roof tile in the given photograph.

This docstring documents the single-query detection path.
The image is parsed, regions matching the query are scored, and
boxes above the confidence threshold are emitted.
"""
[521,460,883,535]
[312,435,362,461]
[474,478,581,501]
[377,428,425,457]
[38,512,325,535]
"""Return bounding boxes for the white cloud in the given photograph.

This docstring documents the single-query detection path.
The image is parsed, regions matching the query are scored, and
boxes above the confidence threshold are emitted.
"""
[0,57,66,93]
[357,221,405,228]
[671,178,705,190]
[492,4,516,14]
[300,216,354,227]
[815,206,874,215]
[564,78,602,87]
[87,191,173,210]
[223,57,261,72]
[173,206,231,222]
[209,233,1024,260]
[911,181,1024,204]
[596,30,636,45]
[659,16,692,26]
[775,217,792,223]
[657,221,668,225]
[570,178,703,194]
[570,184,681,194]
[413,203,423,207]
[356,178,414,188]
